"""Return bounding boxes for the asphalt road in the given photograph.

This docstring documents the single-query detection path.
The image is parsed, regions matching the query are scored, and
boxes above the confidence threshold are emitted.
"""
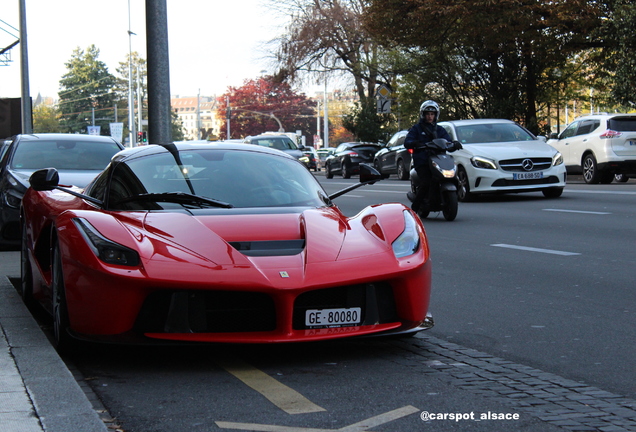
[10,174,636,432]
[321,174,636,401]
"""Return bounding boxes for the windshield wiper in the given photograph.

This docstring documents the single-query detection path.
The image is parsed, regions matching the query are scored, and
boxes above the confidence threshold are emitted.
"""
[113,192,234,208]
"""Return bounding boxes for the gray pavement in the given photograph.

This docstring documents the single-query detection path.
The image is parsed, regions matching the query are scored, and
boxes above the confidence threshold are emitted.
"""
[0,250,107,432]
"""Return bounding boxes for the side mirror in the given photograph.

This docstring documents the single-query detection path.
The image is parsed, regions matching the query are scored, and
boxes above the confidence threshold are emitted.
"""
[29,168,59,191]
[359,163,383,183]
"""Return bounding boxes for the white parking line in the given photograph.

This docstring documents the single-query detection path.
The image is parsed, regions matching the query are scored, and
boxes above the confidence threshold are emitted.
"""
[543,209,611,215]
[491,244,580,256]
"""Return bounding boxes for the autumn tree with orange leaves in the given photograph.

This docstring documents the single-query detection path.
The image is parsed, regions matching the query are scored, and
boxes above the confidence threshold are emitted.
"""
[217,76,317,141]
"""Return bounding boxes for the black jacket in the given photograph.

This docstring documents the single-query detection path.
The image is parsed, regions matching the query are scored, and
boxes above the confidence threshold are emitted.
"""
[404,121,452,168]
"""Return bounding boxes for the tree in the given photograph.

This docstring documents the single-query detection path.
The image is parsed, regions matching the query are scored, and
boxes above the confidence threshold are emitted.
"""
[364,0,605,133]
[218,75,316,140]
[273,0,395,102]
[342,98,387,142]
[114,52,148,139]
[33,104,61,133]
[604,0,636,105]
[58,45,116,134]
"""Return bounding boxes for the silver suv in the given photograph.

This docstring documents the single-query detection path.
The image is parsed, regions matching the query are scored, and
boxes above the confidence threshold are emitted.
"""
[547,114,636,184]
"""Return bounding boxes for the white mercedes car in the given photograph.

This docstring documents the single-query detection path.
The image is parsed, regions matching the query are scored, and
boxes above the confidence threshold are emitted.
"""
[438,119,567,201]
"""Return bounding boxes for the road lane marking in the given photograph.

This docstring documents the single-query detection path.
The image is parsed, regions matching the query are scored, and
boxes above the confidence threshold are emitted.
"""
[544,208,611,215]
[565,189,636,195]
[215,405,420,431]
[217,358,326,415]
[491,244,580,256]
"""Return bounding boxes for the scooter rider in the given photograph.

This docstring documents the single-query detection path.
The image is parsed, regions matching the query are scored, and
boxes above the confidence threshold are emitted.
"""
[404,100,461,214]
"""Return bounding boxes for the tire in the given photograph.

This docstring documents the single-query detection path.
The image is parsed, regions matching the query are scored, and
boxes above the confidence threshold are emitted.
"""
[614,174,629,183]
[397,159,409,180]
[582,154,600,184]
[457,166,474,202]
[374,160,385,177]
[442,191,458,221]
[20,223,35,308]
[342,160,352,179]
[52,243,75,354]
[325,163,334,179]
[542,187,563,198]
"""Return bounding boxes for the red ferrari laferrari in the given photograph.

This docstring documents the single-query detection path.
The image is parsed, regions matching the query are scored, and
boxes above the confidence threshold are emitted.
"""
[20,142,432,351]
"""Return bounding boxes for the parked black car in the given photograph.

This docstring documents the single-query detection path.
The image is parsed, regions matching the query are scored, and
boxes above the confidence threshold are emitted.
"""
[373,130,411,180]
[0,133,124,248]
[325,142,382,179]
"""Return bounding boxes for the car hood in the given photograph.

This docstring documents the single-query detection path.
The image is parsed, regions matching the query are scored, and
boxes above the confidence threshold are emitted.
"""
[86,204,407,288]
[11,169,102,188]
[461,141,558,160]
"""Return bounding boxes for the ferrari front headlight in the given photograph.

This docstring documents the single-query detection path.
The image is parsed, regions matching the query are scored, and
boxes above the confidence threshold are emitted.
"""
[72,217,140,266]
[392,211,420,258]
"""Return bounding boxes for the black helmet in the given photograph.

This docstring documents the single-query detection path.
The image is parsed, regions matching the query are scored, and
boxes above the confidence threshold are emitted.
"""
[419,100,440,123]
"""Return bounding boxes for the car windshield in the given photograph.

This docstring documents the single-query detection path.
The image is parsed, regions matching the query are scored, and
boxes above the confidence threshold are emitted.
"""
[105,148,329,210]
[11,139,122,170]
[455,123,535,144]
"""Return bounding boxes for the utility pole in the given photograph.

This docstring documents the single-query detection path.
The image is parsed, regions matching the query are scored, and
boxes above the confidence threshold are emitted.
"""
[127,0,136,146]
[19,0,32,133]
[146,0,172,144]
[226,96,231,139]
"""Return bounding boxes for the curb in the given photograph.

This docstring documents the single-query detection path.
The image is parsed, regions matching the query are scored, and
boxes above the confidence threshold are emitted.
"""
[0,276,108,432]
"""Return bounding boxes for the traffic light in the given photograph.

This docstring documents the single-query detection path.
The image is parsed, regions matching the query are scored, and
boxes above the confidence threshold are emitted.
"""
[137,131,148,144]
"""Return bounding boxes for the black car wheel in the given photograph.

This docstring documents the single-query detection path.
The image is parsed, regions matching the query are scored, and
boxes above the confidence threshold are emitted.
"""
[342,160,352,179]
[542,187,564,198]
[457,167,474,202]
[397,159,409,180]
[374,160,385,177]
[582,154,600,184]
[325,163,334,179]
[20,222,35,308]
[52,242,75,353]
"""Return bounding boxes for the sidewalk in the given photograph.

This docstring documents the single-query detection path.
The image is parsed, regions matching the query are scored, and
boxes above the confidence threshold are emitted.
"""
[0,250,107,432]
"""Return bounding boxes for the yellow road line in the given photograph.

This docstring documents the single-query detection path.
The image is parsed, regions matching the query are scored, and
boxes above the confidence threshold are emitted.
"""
[215,405,420,431]
[217,358,326,415]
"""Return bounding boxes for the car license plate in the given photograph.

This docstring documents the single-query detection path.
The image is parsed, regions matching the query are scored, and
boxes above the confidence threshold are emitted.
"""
[305,307,361,327]
[629,140,636,146]
[513,171,544,180]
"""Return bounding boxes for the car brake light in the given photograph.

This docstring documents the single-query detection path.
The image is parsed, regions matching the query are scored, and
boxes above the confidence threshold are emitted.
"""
[600,130,621,139]
[408,149,414,154]
[349,152,359,157]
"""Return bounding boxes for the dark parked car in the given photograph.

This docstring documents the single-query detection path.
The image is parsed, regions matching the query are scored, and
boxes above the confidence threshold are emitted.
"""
[0,133,124,248]
[373,130,411,180]
[325,142,382,179]
[302,148,320,171]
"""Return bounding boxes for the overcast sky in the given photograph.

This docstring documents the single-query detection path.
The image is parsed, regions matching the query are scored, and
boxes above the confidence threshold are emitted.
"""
[0,0,286,99]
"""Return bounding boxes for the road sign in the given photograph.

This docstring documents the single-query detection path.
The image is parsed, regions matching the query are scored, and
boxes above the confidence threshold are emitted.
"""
[377,98,391,114]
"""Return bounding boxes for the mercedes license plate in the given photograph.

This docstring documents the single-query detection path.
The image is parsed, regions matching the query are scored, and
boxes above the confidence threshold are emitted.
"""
[305,307,361,327]
[513,171,544,180]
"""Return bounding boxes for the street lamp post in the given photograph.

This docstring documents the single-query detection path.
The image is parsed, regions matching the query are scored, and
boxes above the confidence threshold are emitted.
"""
[127,0,136,147]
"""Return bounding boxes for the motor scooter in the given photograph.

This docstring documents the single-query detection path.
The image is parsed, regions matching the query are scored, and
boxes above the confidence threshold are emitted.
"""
[406,138,459,221]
